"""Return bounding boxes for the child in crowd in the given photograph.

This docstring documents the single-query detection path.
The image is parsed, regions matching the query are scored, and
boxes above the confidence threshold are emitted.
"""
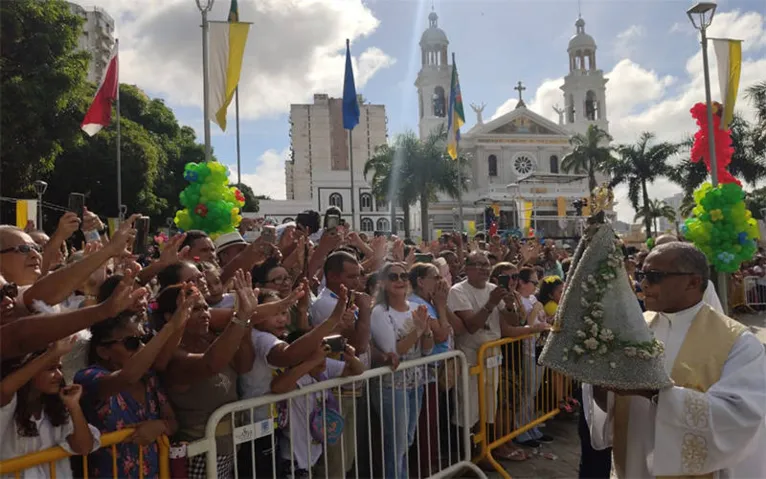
[536,276,578,412]
[198,262,236,309]
[271,340,364,477]
[0,337,101,478]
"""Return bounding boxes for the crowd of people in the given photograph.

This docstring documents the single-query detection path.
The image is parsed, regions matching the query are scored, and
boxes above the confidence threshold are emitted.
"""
[6,203,763,478]
[0,204,587,478]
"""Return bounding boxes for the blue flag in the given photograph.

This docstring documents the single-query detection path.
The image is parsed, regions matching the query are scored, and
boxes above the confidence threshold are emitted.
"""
[342,39,360,130]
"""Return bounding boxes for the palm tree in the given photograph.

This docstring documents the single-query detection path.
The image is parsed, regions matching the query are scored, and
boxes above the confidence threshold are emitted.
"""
[364,132,421,237]
[561,124,615,192]
[363,127,468,240]
[415,124,469,240]
[746,81,766,161]
[607,131,679,238]
[634,199,676,236]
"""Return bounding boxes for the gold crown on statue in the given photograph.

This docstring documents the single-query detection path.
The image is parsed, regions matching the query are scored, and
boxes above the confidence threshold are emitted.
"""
[590,184,614,214]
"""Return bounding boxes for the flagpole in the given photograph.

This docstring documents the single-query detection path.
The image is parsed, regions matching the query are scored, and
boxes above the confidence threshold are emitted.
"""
[115,38,123,220]
[197,0,215,162]
[457,152,463,233]
[348,128,356,230]
[235,86,241,184]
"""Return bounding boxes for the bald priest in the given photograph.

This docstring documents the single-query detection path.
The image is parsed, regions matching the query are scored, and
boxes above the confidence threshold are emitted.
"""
[583,242,766,478]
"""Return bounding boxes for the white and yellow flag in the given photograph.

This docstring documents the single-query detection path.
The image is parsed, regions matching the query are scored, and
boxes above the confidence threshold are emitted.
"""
[712,38,742,130]
[208,21,250,131]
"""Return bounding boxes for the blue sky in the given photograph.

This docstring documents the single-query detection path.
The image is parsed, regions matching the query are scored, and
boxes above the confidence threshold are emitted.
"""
[103,0,766,221]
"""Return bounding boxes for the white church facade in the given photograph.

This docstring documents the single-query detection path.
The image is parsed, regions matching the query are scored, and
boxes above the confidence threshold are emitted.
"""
[416,11,610,239]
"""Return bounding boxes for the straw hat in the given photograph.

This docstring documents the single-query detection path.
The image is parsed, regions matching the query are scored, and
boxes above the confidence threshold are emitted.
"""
[538,215,673,390]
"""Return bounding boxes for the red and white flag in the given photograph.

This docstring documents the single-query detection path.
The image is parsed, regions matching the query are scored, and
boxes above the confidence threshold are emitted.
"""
[81,42,119,136]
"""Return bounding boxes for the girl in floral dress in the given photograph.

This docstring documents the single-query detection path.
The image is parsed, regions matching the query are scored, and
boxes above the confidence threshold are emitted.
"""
[74,286,197,478]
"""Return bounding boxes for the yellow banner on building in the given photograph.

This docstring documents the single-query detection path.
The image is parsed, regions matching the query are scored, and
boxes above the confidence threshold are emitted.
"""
[467,221,476,237]
[556,197,567,217]
[523,201,533,230]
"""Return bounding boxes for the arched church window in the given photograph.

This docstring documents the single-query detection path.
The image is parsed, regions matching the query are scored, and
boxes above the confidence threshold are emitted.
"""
[419,94,424,119]
[329,193,343,210]
[567,94,575,123]
[360,218,374,232]
[376,218,390,232]
[488,155,498,177]
[585,91,599,121]
[550,155,559,174]
[396,218,405,232]
[360,193,372,211]
[433,86,446,117]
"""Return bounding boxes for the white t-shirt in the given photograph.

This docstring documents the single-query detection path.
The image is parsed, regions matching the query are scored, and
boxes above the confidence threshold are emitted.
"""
[370,303,424,389]
[447,280,503,351]
[239,329,285,421]
[279,359,346,470]
[0,394,101,479]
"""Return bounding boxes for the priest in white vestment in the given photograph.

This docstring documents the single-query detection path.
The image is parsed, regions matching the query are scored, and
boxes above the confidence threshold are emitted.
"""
[584,242,766,478]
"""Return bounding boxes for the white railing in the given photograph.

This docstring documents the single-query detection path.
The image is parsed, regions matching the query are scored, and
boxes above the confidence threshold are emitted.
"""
[743,276,766,308]
[186,351,487,479]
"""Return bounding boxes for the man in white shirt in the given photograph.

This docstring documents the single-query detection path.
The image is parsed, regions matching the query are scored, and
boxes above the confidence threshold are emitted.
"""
[585,242,766,478]
[308,251,370,477]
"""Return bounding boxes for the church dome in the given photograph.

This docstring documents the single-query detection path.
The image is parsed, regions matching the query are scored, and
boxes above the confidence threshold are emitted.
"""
[420,11,449,46]
[568,17,596,51]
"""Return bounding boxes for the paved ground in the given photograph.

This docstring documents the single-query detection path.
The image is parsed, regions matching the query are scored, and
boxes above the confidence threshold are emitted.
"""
[457,311,766,479]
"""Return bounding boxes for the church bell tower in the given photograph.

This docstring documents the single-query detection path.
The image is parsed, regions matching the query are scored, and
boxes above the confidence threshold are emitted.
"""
[560,17,609,135]
[415,10,452,140]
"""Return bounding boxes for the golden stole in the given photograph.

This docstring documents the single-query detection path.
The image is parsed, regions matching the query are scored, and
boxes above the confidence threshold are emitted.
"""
[612,305,746,478]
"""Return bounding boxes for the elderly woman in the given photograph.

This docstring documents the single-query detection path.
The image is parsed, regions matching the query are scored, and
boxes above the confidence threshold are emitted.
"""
[370,262,433,479]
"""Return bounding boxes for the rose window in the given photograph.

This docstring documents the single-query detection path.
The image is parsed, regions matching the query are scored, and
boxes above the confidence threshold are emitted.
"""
[514,155,536,177]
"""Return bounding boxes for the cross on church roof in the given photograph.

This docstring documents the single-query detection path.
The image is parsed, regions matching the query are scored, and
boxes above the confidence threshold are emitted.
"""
[514,81,527,109]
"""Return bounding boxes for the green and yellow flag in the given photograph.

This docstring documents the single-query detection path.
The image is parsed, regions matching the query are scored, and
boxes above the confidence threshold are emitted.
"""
[446,54,465,160]
[712,38,742,130]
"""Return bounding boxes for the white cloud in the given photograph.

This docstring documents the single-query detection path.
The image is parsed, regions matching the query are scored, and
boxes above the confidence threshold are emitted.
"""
[614,25,646,58]
[489,9,766,224]
[96,0,394,122]
[236,148,289,200]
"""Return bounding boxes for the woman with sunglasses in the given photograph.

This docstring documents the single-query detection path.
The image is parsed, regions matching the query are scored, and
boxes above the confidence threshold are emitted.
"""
[73,288,196,478]
[370,262,433,479]
[513,267,553,448]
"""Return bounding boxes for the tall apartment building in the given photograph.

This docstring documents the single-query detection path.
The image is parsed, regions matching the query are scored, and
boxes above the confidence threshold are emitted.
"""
[658,192,684,233]
[261,94,410,233]
[67,2,115,84]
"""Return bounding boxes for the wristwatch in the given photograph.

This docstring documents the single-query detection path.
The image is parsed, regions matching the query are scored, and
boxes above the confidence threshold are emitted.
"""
[231,312,251,328]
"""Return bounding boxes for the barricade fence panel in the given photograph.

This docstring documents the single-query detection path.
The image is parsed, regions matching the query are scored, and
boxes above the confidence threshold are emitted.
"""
[473,334,573,479]
[743,275,766,309]
[0,428,171,479]
[185,351,487,479]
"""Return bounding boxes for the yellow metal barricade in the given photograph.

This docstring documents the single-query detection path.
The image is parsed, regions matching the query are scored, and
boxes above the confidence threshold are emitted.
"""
[471,334,573,479]
[0,428,171,479]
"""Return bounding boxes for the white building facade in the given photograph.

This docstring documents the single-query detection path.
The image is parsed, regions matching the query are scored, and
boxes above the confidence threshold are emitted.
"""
[416,12,610,238]
[260,94,409,233]
[658,192,684,233]
[67,2,115,84]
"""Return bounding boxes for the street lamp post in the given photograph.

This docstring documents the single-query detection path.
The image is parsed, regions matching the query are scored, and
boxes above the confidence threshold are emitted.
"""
[195,0,215,162]
[33,180,47,231]
[687,2,728,312]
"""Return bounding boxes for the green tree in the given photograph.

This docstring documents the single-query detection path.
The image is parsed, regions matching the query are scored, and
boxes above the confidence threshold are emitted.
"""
[364,132,420,236]
[0,0,89,203]
[363,128,467,239]
[747,81,766,159]
[561,125,615,192]
[634,199,676,235]
[607,132,679,238]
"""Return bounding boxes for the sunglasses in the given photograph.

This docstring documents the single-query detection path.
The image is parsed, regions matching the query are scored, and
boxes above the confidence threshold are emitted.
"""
[0,244,43,255]
[100,334,153,351]
[387,272,409,282]
[635,270,696,285]
[1,282,18,300]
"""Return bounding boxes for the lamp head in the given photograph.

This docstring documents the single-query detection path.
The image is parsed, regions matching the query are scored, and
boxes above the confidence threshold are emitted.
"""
[686,2,717,30]
[33,180,48,196]
[195,0,215,12]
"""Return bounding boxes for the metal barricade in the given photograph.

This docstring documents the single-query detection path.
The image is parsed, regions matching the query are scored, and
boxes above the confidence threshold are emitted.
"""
[185,350,487,479]
[743,275,766,309]
[0,428,171,479]
[472,334,573,479]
